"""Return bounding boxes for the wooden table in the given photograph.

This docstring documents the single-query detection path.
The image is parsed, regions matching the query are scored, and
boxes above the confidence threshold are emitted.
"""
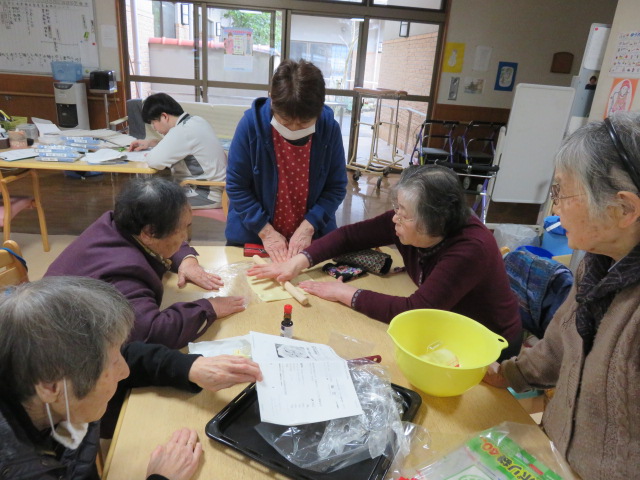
[103,247,547,479]
[0,156,155,174]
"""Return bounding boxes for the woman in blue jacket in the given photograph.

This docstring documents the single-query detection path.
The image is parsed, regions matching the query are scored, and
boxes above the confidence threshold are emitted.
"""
[225,59,347,262]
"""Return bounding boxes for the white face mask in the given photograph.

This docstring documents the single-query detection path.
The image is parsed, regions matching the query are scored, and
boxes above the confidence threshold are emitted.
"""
[45,379,89,450]
[270,116,316,141]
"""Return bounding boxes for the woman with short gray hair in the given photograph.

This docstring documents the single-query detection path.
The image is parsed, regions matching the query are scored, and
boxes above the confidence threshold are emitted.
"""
[45,177,245,349]
[249,165,522,360]
[0,276,262,480]
[484,112,640,479]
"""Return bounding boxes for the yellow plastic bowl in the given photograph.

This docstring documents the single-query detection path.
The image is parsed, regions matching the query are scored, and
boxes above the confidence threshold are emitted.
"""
[388,309,508,397]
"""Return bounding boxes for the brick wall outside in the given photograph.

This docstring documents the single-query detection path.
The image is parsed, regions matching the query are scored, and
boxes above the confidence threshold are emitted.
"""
[372,32,439,153]
[125,2,155,98]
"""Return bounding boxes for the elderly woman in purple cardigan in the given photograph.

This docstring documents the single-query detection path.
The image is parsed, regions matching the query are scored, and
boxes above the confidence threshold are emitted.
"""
[249,165,522,360]
[46,177,244,349]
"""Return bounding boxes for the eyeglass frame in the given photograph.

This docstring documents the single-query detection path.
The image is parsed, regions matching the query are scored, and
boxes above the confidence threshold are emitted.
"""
[391,202,417,225]
[549,183,584,206]
[604,117,640,193]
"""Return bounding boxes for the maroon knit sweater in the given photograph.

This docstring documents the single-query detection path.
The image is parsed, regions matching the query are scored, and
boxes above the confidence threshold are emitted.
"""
[304,211,522,345]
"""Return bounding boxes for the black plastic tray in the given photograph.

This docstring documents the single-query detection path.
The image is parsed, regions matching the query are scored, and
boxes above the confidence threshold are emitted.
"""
[205,383,422,480]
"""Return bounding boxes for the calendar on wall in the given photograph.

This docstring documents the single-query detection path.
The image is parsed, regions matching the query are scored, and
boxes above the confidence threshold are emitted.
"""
[0,0,99,75]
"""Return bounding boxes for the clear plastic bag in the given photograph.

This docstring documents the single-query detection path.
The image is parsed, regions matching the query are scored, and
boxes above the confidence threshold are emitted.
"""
[493,224,540,253]
[254,359,411,473]
[389,421,577,480]
[202,261,261,305]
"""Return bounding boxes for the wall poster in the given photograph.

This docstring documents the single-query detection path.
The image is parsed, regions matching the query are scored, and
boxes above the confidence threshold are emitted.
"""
[448,76,460,100]
[609,31,640,77]
[442,42,465,73]
[494,61,518,92]
[222,27,254,72]
[463,77,484,95]
[605,78,638,118]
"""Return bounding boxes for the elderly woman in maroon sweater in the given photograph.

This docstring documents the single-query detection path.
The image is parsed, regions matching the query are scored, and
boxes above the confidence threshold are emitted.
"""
[249,165,522,359]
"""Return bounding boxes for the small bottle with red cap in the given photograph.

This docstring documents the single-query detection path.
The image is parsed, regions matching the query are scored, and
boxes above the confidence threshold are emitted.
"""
[280,304,293,338]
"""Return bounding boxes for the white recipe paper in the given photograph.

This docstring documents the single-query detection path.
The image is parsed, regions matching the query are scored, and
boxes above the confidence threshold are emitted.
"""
[250,332,363,426]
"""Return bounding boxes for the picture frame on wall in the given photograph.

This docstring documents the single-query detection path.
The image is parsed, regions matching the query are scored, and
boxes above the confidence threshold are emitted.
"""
[463,77,484,95]
[494,61,518,91]
[448,76,460,100]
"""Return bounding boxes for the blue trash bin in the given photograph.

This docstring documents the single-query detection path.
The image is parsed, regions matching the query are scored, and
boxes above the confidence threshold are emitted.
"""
[516,245,554,258]
[541,215,572,256]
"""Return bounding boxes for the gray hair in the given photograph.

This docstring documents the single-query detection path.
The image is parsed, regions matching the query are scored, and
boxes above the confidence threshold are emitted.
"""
[0,276,134,402]
[392,165,469,237]
[555,111,640,218]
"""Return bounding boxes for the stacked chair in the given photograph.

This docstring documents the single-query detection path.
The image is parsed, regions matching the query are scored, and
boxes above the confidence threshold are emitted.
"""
[410,119,505,223]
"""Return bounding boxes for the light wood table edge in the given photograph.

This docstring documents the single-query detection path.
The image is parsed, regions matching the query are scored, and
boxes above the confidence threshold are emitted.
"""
[0,158,156,174]
[102,389,131,478]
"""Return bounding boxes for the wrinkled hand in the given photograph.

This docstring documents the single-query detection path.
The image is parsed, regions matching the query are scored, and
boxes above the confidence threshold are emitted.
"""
[146,428,202,480]
[189,355,263,391]
[287,220,314,259]
[482,362,509,388]
[209,296,245,318]
[247,254,309,283]
[299,278,358,306]
[259,224,289,263]
[128,138,156,152]
[178,256,224,290]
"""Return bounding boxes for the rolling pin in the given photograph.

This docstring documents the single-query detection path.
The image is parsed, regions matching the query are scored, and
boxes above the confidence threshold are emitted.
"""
[252,255,309,306]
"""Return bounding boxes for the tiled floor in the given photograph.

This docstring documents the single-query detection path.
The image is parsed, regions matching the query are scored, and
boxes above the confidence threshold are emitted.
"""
[8,168,541,244]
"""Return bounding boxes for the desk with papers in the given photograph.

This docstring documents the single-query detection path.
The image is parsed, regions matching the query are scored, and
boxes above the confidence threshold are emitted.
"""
[0,155,155,174]
[0,122,156,173]
[103,246,551,480]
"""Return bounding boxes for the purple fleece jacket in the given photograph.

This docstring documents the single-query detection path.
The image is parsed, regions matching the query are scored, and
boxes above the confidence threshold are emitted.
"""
[45,212,216,348]
[304,211,522,344]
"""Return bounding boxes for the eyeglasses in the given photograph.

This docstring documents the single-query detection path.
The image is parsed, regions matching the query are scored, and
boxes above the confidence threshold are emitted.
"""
[392,202,416,225]
[549,183,584,206]
[604,117,640,192]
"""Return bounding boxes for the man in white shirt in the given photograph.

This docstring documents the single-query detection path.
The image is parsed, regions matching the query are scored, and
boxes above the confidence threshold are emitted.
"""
[129,93,226,208]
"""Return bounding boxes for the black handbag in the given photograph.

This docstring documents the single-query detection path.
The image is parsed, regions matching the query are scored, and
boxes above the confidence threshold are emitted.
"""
[333,249,392,274]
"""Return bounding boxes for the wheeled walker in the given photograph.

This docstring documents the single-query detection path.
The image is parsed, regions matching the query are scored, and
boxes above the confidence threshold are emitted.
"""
[347,87,407,189]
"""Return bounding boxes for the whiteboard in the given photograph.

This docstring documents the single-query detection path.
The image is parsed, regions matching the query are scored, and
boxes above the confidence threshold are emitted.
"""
[491,84,575,204]
[0,0,99,75]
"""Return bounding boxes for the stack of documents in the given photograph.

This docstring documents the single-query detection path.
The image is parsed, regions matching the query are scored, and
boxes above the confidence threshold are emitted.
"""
[32,117,136,148]
[36,145,84,162]
[84,149,127,164]
[0,148,37,161]
[251,332,363,426]
[189,332,364,426]
[60,136,101,151]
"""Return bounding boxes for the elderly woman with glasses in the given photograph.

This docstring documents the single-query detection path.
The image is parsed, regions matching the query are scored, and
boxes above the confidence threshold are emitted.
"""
[249,165,522,360]
[484,112,640,479]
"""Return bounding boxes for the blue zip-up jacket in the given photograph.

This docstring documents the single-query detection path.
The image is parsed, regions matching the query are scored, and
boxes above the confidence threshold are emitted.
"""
[225,97,347,245]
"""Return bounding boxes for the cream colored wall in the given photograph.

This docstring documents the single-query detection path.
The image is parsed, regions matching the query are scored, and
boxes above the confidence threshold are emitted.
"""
[94,1,122,80]
[589,0,637,120]
[439,0,617,109]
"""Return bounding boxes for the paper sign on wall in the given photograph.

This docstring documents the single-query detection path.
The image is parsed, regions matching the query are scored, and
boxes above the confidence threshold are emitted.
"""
[609,31,640,77]
[463,77,484,95]
[222,27,254,72]
[473,46,492,72]
[443,42,465,73]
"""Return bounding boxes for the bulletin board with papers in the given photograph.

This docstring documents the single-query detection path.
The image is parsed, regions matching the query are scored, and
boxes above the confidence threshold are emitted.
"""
[0,0,99,75]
